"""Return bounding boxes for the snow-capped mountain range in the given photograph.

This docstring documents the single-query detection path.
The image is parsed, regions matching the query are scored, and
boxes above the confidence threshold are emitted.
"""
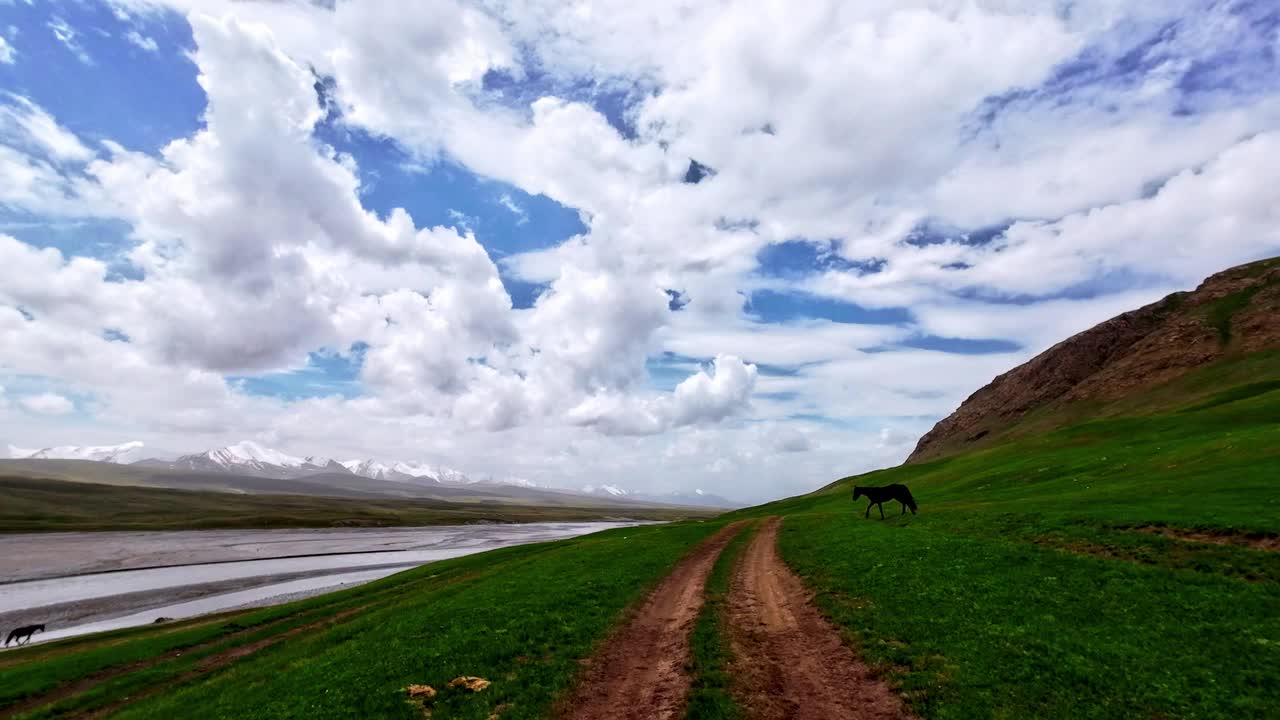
[3,440,476,484]
[147,441,478,485]
[338,459,470,485]
[3,440,737,507]
[579,484,735,508]
[158,441,351,478]
[6,441,149,464]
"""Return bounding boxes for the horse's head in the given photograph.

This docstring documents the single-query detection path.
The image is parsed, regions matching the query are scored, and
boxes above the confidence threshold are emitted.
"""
[851,486,863,500]
[35,624,45,632]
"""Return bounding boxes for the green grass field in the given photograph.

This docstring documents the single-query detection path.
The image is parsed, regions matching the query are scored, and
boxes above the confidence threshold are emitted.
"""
[1,355,1276,718]
[730,363,1280,719]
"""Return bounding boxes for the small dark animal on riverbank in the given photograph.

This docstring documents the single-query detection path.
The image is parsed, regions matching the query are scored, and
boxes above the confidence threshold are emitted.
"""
[852,484,917,519]
[5,623,45,647]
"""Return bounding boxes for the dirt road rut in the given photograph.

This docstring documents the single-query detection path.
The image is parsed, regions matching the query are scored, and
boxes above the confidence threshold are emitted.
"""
[726,517,913,720]
[561,523,743,720]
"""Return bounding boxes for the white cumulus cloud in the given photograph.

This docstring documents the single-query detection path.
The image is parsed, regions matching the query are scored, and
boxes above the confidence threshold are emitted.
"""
[1,0,1277,501]
[20,392,74,416]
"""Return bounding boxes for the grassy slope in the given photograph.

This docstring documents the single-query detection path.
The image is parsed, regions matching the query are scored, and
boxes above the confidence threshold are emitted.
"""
[1,520,727,719]
[729,364,1280,719]
[921,335,1280,461]
[0,476,712,532]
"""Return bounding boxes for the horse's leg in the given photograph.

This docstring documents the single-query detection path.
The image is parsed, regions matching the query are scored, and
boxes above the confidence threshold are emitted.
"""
[901,501,907,515]
[865,503,871,519]
[878,503,885,519]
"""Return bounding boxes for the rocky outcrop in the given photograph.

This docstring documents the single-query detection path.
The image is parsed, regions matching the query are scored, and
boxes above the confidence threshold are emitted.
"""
[906,257,1280,463]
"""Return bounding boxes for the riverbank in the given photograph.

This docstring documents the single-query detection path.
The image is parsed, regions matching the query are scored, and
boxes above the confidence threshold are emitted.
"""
[0,522,641,646]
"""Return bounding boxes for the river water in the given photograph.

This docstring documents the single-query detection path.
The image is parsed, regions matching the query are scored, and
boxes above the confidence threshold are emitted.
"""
[0,522,638,647]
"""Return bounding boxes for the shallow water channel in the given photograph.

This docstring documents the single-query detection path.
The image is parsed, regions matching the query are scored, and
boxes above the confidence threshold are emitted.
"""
[0,522,638,647]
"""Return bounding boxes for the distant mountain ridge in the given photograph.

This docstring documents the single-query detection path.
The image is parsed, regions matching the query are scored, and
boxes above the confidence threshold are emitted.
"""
[337,458,473,485]
[4,439,738,507]
[7,440,482,486]
[5,441,147,464]
[156,441,339,478]
[578,483,736,508]
[136,442,477,486]
[907,257,1280,463]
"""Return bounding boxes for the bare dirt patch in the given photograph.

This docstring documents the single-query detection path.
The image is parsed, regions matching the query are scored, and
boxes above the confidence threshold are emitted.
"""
[1133,525,1279,551]
[559,523,744,720]
[726,517,913,720]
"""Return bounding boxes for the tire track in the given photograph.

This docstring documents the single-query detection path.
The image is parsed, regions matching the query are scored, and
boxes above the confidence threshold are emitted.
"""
[725,517,913,720]
[561,523,744,720]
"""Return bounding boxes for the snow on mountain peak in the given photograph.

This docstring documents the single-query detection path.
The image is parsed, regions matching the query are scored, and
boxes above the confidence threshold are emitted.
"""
[219,441,305,467]
[429,465,470,484]
[7,441,145,463]
[388,461,469,484]
[168,441,321,477]
[6,445,37,459]
[303,455,341,469]
[339,458,470,484]
[390,461,440,479]
[340,459,391,478]
[582,484,628,496]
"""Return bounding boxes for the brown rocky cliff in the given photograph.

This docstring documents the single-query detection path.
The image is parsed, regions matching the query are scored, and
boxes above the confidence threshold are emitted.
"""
[905,257,1280,464]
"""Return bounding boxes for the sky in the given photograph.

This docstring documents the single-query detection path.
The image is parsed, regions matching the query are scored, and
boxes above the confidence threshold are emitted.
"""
[0,0,1277,502]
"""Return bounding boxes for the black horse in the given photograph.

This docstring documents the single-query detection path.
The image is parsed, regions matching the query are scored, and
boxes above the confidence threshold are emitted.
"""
[5,623,45,647]
[852,484,917,519]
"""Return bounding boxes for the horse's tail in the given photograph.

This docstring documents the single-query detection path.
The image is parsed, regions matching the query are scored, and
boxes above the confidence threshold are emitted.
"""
[901,486,918,512]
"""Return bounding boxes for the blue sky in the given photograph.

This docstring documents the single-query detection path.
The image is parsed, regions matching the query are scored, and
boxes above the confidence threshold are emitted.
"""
[0,0,1277,500]
[0,1,203,154]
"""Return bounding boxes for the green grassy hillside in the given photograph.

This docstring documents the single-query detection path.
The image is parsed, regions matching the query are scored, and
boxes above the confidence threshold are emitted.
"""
[1,354,1275,719]
[728,357,1280,718]
[753,353,1280,532]
[908,256,1280,464]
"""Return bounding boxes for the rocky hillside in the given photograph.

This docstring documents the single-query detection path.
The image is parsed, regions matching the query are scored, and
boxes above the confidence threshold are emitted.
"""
[906,256,1280,463]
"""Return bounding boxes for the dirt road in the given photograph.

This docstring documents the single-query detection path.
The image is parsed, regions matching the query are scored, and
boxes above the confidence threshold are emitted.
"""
[725,517,913,720]
[561,523,744,720]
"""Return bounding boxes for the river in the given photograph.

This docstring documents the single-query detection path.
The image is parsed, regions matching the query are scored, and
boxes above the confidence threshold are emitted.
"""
[0,522,639,647]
